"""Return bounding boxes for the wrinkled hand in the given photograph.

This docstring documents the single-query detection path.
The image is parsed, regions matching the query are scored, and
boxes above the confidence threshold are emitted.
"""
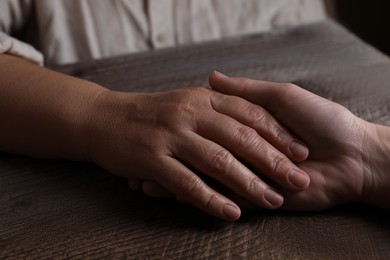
[87,87,310,220]
[209,71,390,210]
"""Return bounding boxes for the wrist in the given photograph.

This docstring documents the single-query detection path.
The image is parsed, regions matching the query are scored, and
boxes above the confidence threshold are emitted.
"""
[82,89,140,166]
[361,122,390,209]
[71,82,109,162]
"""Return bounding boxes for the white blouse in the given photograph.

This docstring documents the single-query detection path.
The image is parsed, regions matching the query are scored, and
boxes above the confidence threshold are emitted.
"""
[0,0,326,66]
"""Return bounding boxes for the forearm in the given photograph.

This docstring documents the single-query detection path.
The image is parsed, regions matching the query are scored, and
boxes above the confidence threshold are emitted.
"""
[0,54,107,160]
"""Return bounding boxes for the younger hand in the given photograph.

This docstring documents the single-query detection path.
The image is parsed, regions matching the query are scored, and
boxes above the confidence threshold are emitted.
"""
[210,71,390,210]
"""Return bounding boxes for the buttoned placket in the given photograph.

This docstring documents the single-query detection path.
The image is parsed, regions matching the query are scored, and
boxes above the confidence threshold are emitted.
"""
[147,0,175,49]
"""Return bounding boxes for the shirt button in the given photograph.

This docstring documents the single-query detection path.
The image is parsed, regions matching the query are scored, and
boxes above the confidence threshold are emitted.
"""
[156,34,166,43]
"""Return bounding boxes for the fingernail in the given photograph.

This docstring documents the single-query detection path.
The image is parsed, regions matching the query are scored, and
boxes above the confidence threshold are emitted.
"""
[264,189,284,207]
[288,168,310,188]
[214,70,229,79]
[290,141,309,160]
[222,203,241,220]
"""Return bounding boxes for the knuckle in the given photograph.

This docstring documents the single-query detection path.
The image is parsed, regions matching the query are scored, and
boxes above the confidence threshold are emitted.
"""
[176,176,201,204]
[181,176,200,194]
[236,126,263,149]
[172,98,194,117]
[188,87,213,98]
[198,86,213,94]
[160,99,197,125]
[205,193,219,209]
[245,105,267,123]
[172,87,212,116]
[245,176,262,194]
[270,153,289,177]
[208,149,235,175]
[270,124,289,144]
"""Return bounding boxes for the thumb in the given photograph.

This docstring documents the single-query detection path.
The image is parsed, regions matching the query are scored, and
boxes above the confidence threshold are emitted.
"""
[209,70,283,112]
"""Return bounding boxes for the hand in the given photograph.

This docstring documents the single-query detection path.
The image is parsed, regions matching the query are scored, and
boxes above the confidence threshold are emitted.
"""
[209,71,390,210]
[86,87,310,220]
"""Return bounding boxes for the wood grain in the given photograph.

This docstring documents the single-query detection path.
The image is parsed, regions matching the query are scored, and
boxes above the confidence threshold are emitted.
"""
[1,20,390,259]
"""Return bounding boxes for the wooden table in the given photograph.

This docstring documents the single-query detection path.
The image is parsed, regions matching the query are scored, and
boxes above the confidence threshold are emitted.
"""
[1,20,390,259]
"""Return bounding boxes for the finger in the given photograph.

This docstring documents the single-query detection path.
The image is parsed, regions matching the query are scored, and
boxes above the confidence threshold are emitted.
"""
[210,91,308,162]
[128,179,143,191]
[209,70,280,108]
[175,131,284,208]
[196,111,310,190]
[128,178,175,198]
[129,178,175,197]
[209,71,338,140]
[157,156,242,221]
[141,181,175,198]
[209,70,313,116]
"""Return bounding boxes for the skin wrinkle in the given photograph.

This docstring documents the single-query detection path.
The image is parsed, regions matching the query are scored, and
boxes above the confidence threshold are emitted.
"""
[247,175,265,198]
[270,152,290,180]
[234,125,262,153]
[270,121,290,149]
[207,148,235,177]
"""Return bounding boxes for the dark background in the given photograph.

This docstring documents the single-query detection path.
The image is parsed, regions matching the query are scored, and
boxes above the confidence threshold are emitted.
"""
[331,0,390,55]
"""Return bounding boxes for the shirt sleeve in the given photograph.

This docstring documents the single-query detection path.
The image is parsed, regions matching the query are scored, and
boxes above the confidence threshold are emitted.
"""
[0,0,44,65]
[0,32,43,65]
